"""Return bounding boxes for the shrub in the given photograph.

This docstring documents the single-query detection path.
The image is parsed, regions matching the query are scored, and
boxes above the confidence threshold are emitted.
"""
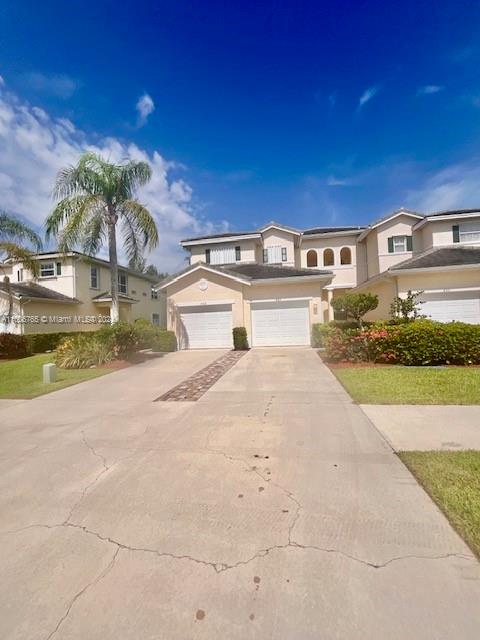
[324,319,480,366]
[133,318,160,349]
[96,321,140,357]
[311,323,335,348]
[330,293,379,328]
[233,326,249,351]
[25,331,85,353]
[390,290,426,322]
[151,330,177,352]
[0,333,30,359]
[56,334,115,369]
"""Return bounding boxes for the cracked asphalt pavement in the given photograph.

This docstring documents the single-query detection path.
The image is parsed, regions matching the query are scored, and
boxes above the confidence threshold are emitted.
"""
[1,347,480,639]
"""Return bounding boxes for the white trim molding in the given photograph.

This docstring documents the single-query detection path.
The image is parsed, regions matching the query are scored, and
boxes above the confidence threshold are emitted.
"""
[181,234,261,247]
[174,299,235,308]
[247,296,313,304]
[414,211,480,230]
[159,264,251,289]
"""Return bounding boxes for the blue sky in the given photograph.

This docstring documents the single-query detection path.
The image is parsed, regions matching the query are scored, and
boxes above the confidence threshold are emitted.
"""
[1,0,480,269]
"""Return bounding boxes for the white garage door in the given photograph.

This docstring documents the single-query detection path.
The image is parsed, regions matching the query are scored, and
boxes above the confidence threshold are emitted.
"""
[421,292,480,324]
[251,300,310,346]
[178,304,233,349]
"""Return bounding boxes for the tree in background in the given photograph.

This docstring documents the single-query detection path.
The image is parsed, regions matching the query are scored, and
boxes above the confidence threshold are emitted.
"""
[127,257,168,281]
[46,153,159,323]
[330,292,378,328]
[390,290,425,322]
[0,212,42,324]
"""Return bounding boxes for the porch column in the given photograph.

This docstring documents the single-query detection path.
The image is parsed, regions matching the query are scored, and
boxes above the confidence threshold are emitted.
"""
[327,289,334,322]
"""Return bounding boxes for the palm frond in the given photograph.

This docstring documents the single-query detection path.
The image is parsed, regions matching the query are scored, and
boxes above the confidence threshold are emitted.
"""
[0,212,42,250]
[119,200,159,251]
[117,161,152,200]
[52,152,109,200]
[0,241,40,276]
[46,194,104,248]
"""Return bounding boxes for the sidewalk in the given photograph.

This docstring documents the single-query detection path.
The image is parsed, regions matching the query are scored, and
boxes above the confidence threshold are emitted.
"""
[361,404,480,451]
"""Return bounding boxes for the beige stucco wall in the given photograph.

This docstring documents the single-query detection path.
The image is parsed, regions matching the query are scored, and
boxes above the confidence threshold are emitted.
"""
[353,277,397,321]
[189,239,258,265]
[376,215,416,273]
[259,229,297,266]
[396,267,480,294]
[165,267,329,346]
[300,235,358,287]
[417,217,480,251]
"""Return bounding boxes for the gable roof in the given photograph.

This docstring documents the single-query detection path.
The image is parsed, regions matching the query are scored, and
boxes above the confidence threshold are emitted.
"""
[357,208,424,241]
[0,281,79,303]
[159,261,332,290]
[413,208,480,230]
[257,221,301,235]
[390,246,480,272]
[303,226,365,237]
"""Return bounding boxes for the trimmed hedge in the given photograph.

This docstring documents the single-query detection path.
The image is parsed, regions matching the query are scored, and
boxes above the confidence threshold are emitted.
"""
[233,326,249,351]
[25,331,85,354]
[324,320,480,366]
[151,331,177,352]
[0,333,30,359]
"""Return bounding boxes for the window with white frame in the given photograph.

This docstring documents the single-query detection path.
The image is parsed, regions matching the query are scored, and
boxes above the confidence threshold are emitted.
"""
[118,272,128,294]
[152,313,160,326]
[459,222,480,243]
[17,268,23,282]
[90,266,99,289]
[388,235,412,253]
[151,288,158,299]
[263,246,287,263]
[40,261,56,277]
[209,246,236,265]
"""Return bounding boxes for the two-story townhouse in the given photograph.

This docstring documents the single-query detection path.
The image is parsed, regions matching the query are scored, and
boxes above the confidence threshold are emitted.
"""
[160,222,361,349]
[354,208,480,323]
[160,208,480,349]
[0,251,166,334]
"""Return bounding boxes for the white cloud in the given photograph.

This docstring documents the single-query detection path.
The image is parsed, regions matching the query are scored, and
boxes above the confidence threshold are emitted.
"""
[417,85,444,95]
[136,93,155,127]
[357,85,380,110]
[326,175,356,187]
[0,82,224,272]
[21,72,78,99]
[406,162,480,213]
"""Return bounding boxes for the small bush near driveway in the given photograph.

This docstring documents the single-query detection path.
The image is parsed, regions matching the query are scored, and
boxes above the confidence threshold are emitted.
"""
[332,365,480,404]
[400,451,480,558]
[151,330,177,352]
[0,333,30,359]
[233,326,249,350]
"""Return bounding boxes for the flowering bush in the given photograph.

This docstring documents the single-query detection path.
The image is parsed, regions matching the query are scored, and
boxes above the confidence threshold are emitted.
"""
[324,320,480,366]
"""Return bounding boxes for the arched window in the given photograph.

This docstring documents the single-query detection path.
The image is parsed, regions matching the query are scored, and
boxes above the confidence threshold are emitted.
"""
[323,248,334,267]
[340,247,352,265]
[306,250,318,267]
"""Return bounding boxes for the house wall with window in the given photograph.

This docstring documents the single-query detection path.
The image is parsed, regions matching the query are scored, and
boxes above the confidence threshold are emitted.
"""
[189,239,257,265]
[258,229,296,266]
[375,215,415,273]
[418,217,480,250]
[300,235,358,287]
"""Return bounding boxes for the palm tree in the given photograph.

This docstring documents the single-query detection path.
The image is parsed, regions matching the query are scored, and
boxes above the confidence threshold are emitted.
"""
[45,153,159,323]
[0,212,42,325]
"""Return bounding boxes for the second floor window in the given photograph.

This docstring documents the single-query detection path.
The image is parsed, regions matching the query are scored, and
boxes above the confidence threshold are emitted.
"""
[90,266,99,289]
[388,235,412,253]
[17,268,23,282]
[208,246,238,265]
[323,248,334,266]
[453,222,480,243]
[40,261,56,277]
[151,288,158,299]
[263,246,287,263]
[118,272,128,294]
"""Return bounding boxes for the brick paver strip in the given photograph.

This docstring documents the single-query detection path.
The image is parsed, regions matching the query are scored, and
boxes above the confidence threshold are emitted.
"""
[155,350,246,401]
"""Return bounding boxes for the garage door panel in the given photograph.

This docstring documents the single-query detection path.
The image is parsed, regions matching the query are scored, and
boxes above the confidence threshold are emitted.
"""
[251,300,310,346]
[179,304,233,349]
[421,292,480,324]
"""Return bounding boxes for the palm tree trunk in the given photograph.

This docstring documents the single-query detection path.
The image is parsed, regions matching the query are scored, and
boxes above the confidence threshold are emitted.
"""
[107,209,120,324]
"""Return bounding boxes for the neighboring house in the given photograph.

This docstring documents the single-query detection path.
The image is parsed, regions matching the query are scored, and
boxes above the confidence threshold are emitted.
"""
[0,251,166,334]
[159,210,480,349]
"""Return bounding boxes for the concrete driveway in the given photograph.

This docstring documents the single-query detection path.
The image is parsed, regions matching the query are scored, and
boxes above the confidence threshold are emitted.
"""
[1,348,479,639]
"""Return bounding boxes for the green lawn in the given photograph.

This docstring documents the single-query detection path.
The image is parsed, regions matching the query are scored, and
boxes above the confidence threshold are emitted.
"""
[400,451,480,558]
[0,353,112,399]
[333,366,480,404]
